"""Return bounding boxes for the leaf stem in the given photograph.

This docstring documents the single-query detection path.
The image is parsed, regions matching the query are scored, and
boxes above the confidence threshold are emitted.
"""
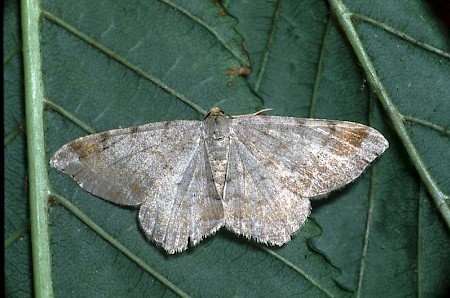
[21,0,54,296]
[4,42,22,65]
[403,115,450,136]
[357,129,379,296]
[328,0,450,229]
[4,122,24,146]
[4,221,30,249]
[254,0,283,93]
[51,192,190,298]
[417,184,426,297]
[353,13,450,59]
[310,15,333,118]
[45,99,96,134]
[260,246,334,297]
[159,0,248,67]
[41,10,207,116]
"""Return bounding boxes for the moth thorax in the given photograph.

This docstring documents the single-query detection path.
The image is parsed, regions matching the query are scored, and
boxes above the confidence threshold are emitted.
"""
[204,116,231,198]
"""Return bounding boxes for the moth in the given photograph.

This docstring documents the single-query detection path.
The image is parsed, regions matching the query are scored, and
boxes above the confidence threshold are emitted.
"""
[50,107,388,254]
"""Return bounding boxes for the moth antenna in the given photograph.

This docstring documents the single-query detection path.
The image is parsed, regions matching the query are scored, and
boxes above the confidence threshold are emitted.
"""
[231,108,274,118]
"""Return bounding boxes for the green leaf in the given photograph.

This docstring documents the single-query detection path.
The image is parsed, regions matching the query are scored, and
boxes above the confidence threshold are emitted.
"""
[4,0,450,297]
[227,0,450,295]
[5,0,33,297]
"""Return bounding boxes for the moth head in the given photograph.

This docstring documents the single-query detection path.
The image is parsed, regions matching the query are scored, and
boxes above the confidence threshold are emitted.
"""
[205,107,226,118]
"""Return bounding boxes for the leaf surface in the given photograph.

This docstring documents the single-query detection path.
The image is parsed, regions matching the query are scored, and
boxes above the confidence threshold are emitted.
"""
[4,0,450,297]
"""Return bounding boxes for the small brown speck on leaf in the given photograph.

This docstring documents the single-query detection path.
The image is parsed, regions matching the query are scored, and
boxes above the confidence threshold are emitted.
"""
[227,65,252,76]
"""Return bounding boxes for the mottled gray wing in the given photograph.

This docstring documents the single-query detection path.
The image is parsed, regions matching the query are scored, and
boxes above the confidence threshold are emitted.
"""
[50,120,224,254]
[223,116,388,245]
[138,139,224,254]
[223,135,311,245]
